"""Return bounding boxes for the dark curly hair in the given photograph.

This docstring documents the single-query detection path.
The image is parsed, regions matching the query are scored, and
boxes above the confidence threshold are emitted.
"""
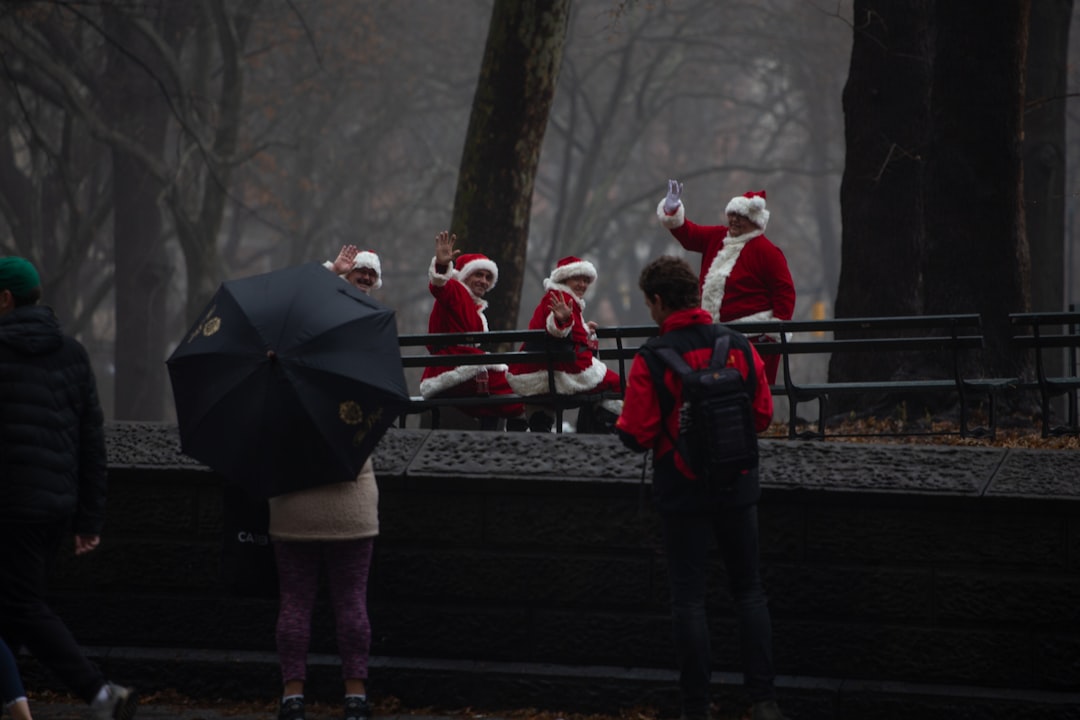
[637,255,700,311]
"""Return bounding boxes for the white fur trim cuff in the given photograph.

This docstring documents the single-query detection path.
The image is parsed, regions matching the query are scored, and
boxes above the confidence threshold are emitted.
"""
[545,312,572,337]
[727,309,784,342]
[656,199,685,229]
[419,362,507,399]
[506,357,609,397]
[429,256,453,286]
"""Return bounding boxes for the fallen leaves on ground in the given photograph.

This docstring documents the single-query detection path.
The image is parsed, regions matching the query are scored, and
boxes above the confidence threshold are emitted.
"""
[30,689,759,720]
[761,415,1080,450]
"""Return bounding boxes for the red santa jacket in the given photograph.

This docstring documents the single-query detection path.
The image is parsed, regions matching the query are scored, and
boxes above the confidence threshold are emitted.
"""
[616,308,773,470]
[419,259,506,398]
[506,285,610,396]
[658,202,795,333]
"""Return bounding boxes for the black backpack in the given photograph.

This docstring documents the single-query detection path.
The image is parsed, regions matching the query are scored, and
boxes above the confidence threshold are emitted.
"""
[642,328,759,490]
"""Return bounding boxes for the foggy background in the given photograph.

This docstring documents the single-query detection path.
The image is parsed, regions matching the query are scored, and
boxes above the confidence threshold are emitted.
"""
[2,0,1078,421]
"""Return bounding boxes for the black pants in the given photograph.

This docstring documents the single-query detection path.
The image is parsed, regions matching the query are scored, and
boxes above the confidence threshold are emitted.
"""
[660,504,776,717]
[0,521,105,702]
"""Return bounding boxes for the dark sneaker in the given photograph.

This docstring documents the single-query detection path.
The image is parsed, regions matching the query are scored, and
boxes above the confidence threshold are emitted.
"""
[528,411,554,433]
[343,695,373,720]
[278,696,305,720]
[752,699,787,720]
[90,683,137,720]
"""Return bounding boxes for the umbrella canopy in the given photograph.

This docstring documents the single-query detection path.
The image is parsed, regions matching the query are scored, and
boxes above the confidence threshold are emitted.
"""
[166,262,409,499]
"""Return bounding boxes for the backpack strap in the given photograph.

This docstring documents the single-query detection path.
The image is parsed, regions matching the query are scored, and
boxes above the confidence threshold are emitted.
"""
[638,345,674,423]
[638,345,678,451]
[727,330,757,399]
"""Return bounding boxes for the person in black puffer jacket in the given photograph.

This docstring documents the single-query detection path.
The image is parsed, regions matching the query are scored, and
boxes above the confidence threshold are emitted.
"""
[0,257,137,720]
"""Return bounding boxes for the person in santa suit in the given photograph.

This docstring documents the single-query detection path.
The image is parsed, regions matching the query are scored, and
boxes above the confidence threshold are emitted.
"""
[656,180,796,385]
[324,245,382,295]
[506,256,623,433]
[419,230,526,430]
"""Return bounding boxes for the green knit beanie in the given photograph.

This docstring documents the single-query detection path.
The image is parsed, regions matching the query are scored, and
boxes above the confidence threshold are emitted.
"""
[0,257,41,297]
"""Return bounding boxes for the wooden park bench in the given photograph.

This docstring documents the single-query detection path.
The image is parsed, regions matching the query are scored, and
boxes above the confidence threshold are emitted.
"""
[397,329,609,432]
[596,315,1013,440]
[397,314,1016,440]
[1009,310,1080,437]
[746,314,1016,439]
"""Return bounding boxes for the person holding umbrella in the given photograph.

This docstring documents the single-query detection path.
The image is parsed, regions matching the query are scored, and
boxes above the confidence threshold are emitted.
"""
[261,260,387,720]
[0,257,137,720]
[419,230,527,430]
[324,245,383,295]
[166,261,411,720]
[268,457,378,720]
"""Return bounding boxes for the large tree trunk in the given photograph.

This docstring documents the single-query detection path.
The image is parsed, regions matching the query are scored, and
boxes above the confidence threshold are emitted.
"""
[176,0,256,325]
[1023,0,1073,404]
[922,0,1031,383]
[1024,0,1072,315]
[107,11,170,420]
[831,0,931,389]
[831,0,1035,421]
[450,0,571,332]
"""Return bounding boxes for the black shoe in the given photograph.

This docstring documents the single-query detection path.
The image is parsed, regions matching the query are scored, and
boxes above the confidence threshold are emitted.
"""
[578,405,619,434]
[528,411,554,433]
[593,407,620,434]
[343,695,373,720]
[278,697,305,720]
[751,699,787,720]
[506,417,529,432]
[90,683,137,720]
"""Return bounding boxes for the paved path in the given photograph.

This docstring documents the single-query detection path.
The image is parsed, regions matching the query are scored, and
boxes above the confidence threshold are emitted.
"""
[33,703,475,720]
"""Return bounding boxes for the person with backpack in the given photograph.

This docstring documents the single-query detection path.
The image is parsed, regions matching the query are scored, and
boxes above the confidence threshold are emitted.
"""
[615,256,787,720]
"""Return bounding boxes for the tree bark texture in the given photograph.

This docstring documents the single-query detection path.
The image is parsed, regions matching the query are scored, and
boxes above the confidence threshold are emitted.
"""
[450,0,571,332]
[832,1,1036,420]
[106,8,170,420]
[1024,0,1072,315]
[922,0,1031,382]
[831,0,932,391]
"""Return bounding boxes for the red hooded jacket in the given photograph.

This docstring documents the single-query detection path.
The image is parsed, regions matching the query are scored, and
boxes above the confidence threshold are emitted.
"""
[616,307,773,512]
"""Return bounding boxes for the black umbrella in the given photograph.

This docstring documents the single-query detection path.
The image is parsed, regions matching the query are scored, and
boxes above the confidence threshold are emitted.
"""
[166,262,409,499]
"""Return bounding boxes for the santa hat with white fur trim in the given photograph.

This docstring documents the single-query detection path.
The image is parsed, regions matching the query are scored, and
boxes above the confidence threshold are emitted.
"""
[352,250,382,289]
[725,190,770,230]
[546,256,597,288]
[454,253,499,289]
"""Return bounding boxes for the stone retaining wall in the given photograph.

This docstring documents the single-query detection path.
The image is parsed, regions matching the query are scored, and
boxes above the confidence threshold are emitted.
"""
[28,423,1080,719]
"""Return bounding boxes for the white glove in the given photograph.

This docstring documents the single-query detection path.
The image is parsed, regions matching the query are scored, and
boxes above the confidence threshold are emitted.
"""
[662,179,683,214]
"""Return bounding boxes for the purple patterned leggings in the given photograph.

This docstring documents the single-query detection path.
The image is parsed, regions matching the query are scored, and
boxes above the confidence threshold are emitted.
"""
[273,537,374,682]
